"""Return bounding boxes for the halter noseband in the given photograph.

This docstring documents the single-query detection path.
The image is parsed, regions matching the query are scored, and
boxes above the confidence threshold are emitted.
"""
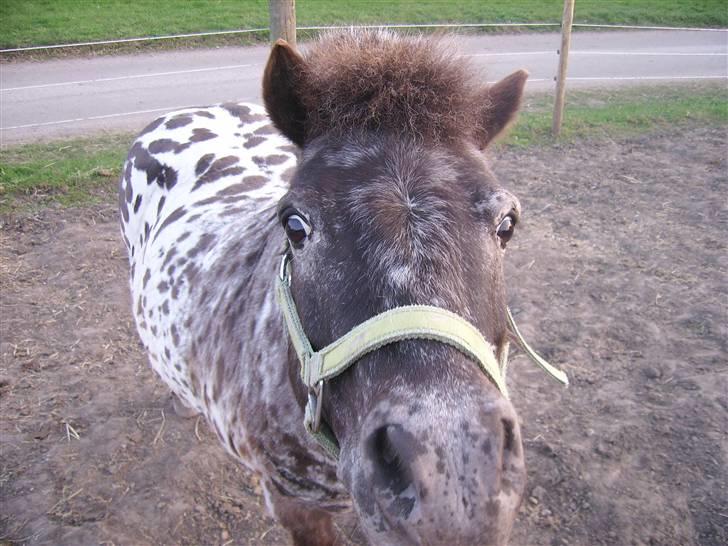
[275,253,568,458]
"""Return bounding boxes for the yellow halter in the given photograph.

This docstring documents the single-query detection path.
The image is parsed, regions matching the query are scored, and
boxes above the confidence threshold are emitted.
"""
[275,253,568,457]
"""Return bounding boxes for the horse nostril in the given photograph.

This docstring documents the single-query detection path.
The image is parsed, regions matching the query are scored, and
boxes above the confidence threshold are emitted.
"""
[368,425,414,495]
[502,418,514,452]
[375,425,400,466]
[501,417,520,466]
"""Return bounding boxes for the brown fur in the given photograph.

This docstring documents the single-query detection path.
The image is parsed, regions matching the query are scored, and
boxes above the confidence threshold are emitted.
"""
[264,30,528,149]
[296,31,483,143]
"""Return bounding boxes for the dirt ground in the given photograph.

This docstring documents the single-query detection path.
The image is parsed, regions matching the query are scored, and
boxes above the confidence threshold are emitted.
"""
[1,124,726,546]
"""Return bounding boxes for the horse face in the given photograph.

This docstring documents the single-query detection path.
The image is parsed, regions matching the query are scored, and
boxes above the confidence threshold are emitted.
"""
[266,32,529,545]
[276,135,525,545]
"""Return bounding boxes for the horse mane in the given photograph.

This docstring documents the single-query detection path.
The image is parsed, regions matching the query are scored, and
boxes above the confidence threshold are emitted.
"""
[297,30,485,143]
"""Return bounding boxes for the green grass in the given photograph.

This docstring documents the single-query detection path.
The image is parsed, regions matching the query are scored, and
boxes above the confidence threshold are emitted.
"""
[0,134,132,213]
[0,85,726,213]
[506,84,728,146]
[1,0,726,49]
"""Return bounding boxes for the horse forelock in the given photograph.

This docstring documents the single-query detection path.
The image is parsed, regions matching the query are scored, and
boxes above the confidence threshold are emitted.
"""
[297,30,485,143]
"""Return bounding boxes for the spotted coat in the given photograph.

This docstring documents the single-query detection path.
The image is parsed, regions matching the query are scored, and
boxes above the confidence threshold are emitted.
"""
[119,103,348,511]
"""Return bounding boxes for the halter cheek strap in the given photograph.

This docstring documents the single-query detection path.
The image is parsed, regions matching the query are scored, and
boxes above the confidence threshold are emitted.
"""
[274,254,568,458]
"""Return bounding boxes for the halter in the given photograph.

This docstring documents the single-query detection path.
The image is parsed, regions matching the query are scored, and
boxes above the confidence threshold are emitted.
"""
[275,253,568,458]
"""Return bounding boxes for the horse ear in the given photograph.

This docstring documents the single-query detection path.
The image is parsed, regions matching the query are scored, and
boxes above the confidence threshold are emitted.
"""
[475,69,529,148]
[263,39,307,147]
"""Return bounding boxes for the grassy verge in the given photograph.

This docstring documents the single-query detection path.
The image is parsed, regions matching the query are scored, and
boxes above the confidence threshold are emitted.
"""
[0,85,726,214]
[1,1,726,50]
[0,134,132,213]
[507,84,728,146]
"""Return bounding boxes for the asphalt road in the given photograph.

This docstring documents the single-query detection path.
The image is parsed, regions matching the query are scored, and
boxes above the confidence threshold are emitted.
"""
[1,30,726,145]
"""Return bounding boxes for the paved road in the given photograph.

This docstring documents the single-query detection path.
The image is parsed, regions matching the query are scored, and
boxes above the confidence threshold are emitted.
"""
[1,30,726,145]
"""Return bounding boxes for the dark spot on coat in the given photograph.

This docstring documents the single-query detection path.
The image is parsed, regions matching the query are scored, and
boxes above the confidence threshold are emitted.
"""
[138,116,165,136]
[142,269,151,288]
[209,155,239,172]
[170,325,180,346]
[192,156,244,190]
[222,103,267,124]
[190,128,217,142]
[195,153,215,176]
[127,142,162,186]
[183,263,199,283]
[222,103,251,118]
[253,124,277,135]
[119,187,130,223]
[187,233,216,258]
[140,163,178,190]
[164,166,178,189]
[123,160,133,186]
[156,195,166,216]
[162,247,178,269]
[157,281,169,293]
[264,154,289,165]
[133,194,142,213]
[194,110,215,119]
[243,136,266,148]
[194,196,221,207]
[165,115,193,129]
[216,183,252,197]
[242,175,266,190]
[148,138,191,154]
[153,206,187,242]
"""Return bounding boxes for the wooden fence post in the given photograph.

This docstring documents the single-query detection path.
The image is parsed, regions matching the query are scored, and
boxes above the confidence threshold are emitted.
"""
[269,0,296,47]
[552,0,575,137]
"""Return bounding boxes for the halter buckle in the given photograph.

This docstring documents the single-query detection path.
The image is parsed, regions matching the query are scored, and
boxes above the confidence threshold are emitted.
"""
[278,253,291,285]
[306,380,324,433]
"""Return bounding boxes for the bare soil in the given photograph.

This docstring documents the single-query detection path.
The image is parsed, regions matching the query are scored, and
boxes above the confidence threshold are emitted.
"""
[1,125,726,546]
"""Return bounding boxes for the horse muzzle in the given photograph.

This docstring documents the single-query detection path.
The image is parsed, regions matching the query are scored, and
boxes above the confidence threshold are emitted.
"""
[340,384,526,546]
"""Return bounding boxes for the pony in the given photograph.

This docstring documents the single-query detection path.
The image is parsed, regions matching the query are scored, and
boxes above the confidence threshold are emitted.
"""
[120,30,539,545]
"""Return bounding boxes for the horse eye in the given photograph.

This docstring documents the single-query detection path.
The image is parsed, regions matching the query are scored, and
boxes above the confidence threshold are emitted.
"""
[284,214,311,247]
[496,215,516,248]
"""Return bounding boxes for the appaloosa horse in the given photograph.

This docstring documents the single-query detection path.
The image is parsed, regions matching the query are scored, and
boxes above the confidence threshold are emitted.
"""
[120,30,536,546]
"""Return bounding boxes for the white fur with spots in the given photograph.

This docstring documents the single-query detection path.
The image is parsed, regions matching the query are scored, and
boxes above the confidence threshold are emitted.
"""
[120,103,348,512]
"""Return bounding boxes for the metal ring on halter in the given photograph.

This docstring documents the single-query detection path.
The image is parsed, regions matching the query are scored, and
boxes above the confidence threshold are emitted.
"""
[278,253,291,284]
[307,380,324,433]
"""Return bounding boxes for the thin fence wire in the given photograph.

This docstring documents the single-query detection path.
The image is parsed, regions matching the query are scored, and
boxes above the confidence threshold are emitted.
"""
[2,21,726,53]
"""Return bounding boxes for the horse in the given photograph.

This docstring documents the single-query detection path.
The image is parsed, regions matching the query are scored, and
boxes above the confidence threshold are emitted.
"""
[120,30,543,546]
